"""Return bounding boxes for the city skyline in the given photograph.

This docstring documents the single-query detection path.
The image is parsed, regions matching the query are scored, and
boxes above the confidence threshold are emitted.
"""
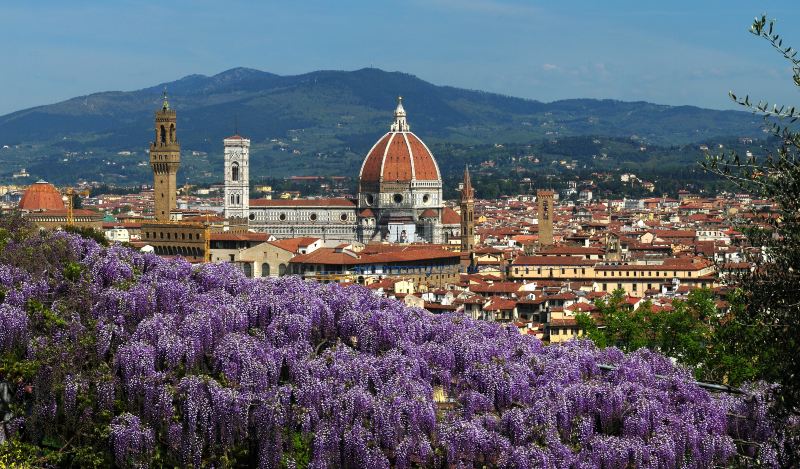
[1,1,799,115]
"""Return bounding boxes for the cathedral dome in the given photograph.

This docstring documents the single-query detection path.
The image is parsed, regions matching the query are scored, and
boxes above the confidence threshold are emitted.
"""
[359,98,441,186]
[19,180,65,211]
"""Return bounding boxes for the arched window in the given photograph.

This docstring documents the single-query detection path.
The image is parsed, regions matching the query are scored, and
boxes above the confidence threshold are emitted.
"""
[278,264,287,276]
[261,263,270,277]
[243,263,253,277]
[230,194,235,205]
[236,195,240,205]
[169,124,175,142]
[160,125,166,144]
[231,163,239,181]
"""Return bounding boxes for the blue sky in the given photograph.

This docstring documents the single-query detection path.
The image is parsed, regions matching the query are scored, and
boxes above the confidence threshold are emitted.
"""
[1,0,798,115]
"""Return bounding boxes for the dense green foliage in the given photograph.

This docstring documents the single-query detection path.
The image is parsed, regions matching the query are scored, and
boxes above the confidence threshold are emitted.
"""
[703,16,800,428]
[576,289,761,386]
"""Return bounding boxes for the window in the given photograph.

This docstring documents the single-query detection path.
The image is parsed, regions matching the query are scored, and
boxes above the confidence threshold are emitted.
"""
[602,283,607,291]
[340,213,348,222]
[231,163,239,181]
[279,213,287,221]
[310,213,318,221]
[160,125,166,143]
[393,193,403,204]
[249,213,255,221]
[261,263,270,277]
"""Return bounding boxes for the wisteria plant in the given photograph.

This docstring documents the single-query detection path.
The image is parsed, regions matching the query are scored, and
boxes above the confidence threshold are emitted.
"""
[0,215,791,467]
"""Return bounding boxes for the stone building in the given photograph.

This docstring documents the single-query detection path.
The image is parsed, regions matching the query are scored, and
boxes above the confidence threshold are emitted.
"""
[223,135,250,220]
[537,189,555,247]
[150,91,180,221]
[17,180,102,230]
[142,93,209,261]
[227,98,461,245]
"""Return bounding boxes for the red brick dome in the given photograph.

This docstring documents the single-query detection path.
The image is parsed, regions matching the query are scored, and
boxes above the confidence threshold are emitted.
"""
[19,180,65,211]
[359,98,441,185]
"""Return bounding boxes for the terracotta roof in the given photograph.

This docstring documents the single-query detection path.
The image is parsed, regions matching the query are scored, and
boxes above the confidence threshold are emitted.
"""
[425,302,458,311]
[25,208,102,219]
[250,198,356,207]
[595,258,712,271]
[566,302,597,312]
[512,256,595,266]
[549,318,578,327]
[484,298,517,311]
[359,208,375,218]
[537,246,604,256]
[289,246,459,266]
[19,181,65,211]
[224,134,248,141]
[210,232,271,242]
[269,237,320,253]
[420,208,438,218]
[359,132,440,184]
[469,282,523,294]
[441,207,460,225]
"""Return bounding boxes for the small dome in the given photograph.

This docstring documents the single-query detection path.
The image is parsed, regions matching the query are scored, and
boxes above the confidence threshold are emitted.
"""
[19,180,65,211]
[359,98,441,185]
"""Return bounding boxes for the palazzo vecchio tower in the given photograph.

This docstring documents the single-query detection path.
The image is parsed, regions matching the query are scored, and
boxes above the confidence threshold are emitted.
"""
[150,91,180,221]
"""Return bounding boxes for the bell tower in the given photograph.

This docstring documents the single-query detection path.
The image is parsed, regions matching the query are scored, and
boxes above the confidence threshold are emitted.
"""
[537,189,554,247]
[460,166,475,253]
[223,134,251,221]
[150,91,180,221]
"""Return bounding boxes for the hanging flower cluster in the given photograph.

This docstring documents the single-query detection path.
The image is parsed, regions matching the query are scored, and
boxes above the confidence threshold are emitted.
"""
[0,228,786,468]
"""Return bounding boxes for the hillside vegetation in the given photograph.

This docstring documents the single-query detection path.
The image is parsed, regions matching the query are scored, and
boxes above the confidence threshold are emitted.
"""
[0,68,765,185]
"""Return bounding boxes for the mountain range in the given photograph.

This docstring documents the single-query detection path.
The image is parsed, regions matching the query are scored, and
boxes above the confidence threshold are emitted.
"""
[0,67,766,184]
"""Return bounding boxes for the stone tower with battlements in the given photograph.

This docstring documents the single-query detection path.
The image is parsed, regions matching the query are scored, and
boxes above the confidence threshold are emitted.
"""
[150,92,180,221]
[460,166,475,253]
[537,189,554,247]
[223,134,251,220]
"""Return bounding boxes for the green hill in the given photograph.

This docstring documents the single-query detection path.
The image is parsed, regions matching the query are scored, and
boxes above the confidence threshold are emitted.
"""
[0,67,765,184]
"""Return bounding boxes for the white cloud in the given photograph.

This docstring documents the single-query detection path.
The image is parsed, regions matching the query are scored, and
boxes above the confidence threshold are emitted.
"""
[542,63,559,71]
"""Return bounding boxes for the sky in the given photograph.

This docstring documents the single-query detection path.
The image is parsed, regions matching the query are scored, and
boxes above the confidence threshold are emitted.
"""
[0,0,799,115]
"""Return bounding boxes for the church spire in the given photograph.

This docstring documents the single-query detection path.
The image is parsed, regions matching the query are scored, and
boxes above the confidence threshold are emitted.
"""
[390,96,410,132]
[460,164,475,254]
[461,165,474,199]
